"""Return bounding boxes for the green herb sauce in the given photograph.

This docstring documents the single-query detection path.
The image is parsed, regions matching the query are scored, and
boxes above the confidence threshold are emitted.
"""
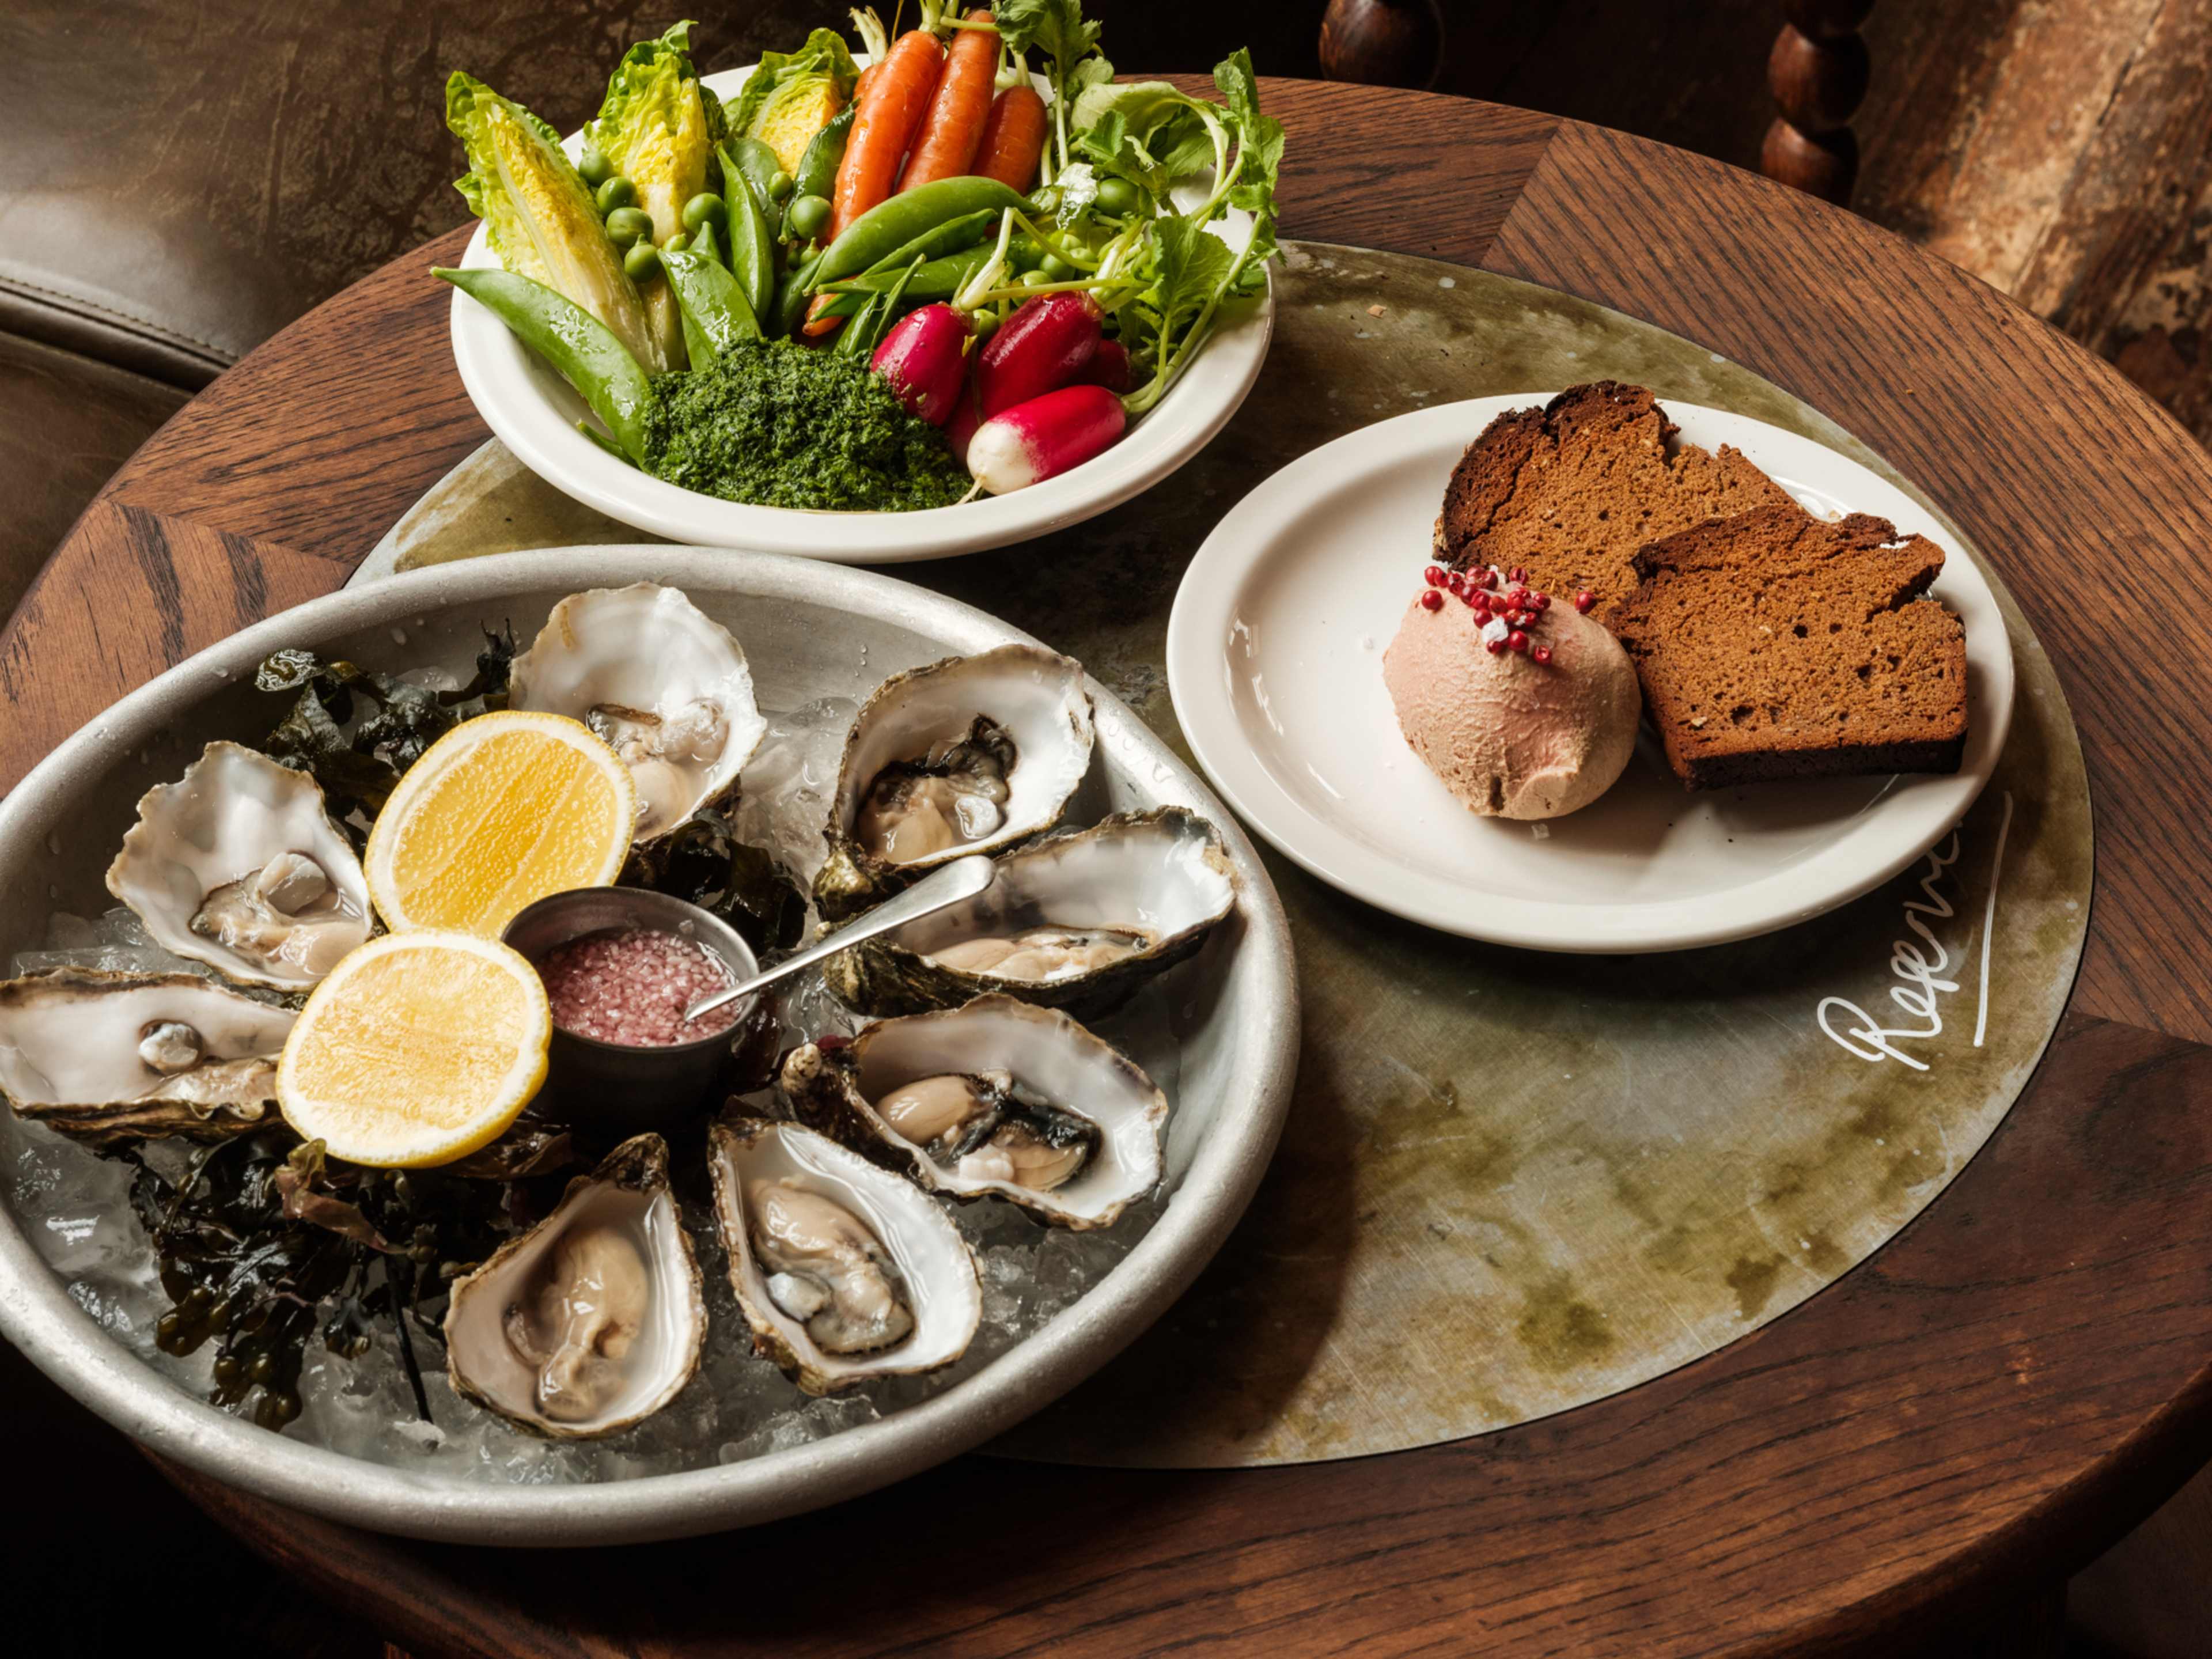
[642,339,971,512]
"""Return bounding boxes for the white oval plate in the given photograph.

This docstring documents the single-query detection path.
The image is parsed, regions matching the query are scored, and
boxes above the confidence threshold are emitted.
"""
[1166,396,2016,953]
[448,65,1272,563]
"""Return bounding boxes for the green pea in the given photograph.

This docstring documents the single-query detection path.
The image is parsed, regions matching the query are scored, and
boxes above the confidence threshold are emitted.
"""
[595,175,637,215]
[968,308,1001,341]
[1094,176,1141,216]
[1037,253,1073,281]
[1006,234,1046,272]
[623,240,662,282]
[578,145,613,190]
[767,170,794,202]
[682,192,728,234]
[786,193,831,242]
[1019,268,1055,287]
[664,230,691,254]
[605,206,654,248]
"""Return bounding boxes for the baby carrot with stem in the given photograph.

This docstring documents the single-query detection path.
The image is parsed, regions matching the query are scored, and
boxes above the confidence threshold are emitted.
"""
[972,84,1048,192]
[830,30,942,241]
[805,28,942,334]
[899,10,999,191]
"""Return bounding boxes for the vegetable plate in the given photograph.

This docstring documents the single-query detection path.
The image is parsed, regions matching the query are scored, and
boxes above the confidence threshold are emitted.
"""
[440,7,1281,562]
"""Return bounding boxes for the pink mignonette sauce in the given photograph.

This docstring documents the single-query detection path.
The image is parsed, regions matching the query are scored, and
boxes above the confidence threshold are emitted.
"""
[535,926,743,1048]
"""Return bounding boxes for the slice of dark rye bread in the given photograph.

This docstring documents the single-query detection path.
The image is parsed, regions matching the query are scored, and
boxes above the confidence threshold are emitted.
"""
[1433,381,1799,622]
[1613,505,1969,790]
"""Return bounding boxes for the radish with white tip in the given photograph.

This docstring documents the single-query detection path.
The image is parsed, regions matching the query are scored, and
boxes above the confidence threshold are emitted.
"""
[965,384,1127,494]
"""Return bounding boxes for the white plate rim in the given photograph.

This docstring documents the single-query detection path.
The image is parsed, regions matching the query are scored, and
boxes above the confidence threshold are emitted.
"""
[1165,395,2018,953]
[446,64,1274,563]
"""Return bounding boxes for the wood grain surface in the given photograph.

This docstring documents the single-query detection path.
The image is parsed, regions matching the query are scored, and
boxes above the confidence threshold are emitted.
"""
[13,82,2212,1657]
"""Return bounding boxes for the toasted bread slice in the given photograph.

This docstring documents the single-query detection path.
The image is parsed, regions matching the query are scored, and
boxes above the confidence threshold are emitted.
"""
[1434,382,1797,622]
[1615,505,1968,789]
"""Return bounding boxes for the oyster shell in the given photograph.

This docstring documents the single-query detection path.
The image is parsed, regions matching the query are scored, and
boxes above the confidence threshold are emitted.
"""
[707,1118,981,1395]
[815,646,1094,919]
[0,967,294,1146]
[823,808,1238,1018]
[105,741,373,991]
[444,1134,706,1440]
[780,995,1167,1230]
[509,584,767,842]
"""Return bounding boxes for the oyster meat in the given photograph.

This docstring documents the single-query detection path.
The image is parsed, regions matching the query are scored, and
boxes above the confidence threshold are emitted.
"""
[815,646,1094,919]
[0,967,295,1146]
[445,1134,706,1439]
[824,808,1238,1018]
[105,741,372,991]
[709,1118,980,1394]
[509,584,766,842]
[781,994,1166,1230]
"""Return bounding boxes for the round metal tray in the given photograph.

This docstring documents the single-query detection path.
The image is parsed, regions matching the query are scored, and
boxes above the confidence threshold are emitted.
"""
[0,547,1298,1545]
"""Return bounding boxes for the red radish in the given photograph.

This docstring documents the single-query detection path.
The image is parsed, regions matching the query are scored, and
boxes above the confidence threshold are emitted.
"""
[946,387,983,466]
[1075,337,1132,393]
[966,384,1126,494]
[872,304,970,425]
[977,293,1100,418]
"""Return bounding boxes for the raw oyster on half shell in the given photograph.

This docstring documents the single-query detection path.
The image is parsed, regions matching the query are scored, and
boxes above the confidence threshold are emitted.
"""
[444,1134,706,1440]
[823,808,1238,1018]
[814,646,1094,919]
[0,967,296,1146]
[779,995,1167,1230]
[707,1118,981,1395]
[105,741,372,991]
[508,584,766,842]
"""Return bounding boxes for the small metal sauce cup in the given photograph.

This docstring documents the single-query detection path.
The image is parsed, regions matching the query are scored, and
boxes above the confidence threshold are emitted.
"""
[502,887,760,1137]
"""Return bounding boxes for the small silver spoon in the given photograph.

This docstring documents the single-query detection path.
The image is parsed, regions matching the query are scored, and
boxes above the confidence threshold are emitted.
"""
[682,854,995,1023]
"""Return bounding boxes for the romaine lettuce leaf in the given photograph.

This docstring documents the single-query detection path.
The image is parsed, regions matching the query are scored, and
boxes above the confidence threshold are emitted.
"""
[445,71,662,373]
[728,26,858,176]
[586,22,714,370]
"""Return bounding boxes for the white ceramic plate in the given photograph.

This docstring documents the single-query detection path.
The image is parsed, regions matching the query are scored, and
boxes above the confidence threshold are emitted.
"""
[1166,396,2016,952]
[448,65,1272,563]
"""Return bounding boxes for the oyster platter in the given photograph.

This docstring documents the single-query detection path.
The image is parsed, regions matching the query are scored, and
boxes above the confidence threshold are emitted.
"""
[0,554,1292,1536]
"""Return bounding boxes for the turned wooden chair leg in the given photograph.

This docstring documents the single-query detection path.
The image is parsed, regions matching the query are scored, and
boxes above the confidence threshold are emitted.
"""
[1319,0,1445,91]
[1762,0,1874,205]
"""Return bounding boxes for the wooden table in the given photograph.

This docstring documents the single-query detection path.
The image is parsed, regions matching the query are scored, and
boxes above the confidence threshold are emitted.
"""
[14,81,2212,1659]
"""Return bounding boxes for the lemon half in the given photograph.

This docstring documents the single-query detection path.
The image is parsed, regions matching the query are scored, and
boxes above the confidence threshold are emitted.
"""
[363,710,635,938]
[277,930,552,1168]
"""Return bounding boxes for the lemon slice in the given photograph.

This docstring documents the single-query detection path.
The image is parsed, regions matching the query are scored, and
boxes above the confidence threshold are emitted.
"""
[278,930,551,1166]
[364,710,635,937]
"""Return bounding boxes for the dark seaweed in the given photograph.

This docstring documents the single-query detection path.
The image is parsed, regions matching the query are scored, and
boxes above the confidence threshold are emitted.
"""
[127,1127,531,1431]
[255,627,516,842]
[639,806,808,957]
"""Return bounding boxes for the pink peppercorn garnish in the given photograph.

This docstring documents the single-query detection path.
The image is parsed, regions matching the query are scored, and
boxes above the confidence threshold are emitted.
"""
[1419,589,1444,611]
[1573,590,1597,613]
[1423,565,1446,587]
[1531,645,1554,666]
[537,927,742,1047]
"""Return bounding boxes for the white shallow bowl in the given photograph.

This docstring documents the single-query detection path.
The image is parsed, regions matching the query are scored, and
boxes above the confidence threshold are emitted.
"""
[0,547,1296,1544]
[448,66,1273,562]
[1166,397,2016,953]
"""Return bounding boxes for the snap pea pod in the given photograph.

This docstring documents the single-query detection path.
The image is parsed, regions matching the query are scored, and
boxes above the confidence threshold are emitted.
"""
[811,177,1029,291]
[717,143,777,325]
[791,106,854,204]
[434,267,652,461]
[834,291,885,358]
[774,249,827,336]
[725,136,783,215]
[823,245,994,305]
[676,222,725,369]
[857,209,999,281]
[855,257,927,357]
[576,421,635,467]
[661,245,761,365]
